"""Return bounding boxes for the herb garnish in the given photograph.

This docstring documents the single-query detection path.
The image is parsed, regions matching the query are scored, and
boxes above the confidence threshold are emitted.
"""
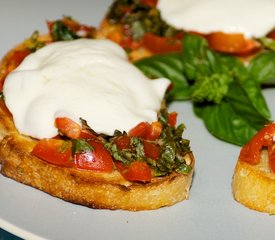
[105,106,192,177]
[135,33,275,145]
[107,0,180,39]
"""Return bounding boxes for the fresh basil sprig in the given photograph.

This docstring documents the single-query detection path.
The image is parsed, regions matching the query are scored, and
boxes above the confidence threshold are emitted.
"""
[135,33,274,146]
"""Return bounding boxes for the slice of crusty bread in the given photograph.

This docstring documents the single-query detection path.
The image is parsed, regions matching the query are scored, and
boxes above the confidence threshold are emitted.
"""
[0,131,194,211]
[232,149,275,214]
[0,33,194,211]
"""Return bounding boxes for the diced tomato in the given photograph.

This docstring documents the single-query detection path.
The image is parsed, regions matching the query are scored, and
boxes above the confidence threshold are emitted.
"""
[206,32,260,55]
[128,122,151,138]
[143,141,160,160]
[55,117,81,139]
[239,123,275,166]
[168,112,178,127]
[79,130,97,139]
[144,121,162,141]
[74,140,113,172]
[140,0,157,7]
[119,34,142,51]
[142,33,182,54]
[267,30,275,40]
[32,139,73,167]
[115,135,131,150]
[115,161,152,182]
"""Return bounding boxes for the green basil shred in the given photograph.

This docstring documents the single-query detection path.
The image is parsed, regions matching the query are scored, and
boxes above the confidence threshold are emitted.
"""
[104,105,192,177]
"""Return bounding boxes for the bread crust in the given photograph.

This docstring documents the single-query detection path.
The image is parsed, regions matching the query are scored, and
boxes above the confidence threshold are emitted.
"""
[0,129,194,211]
[0,33,194,211]
[232,149,275,214]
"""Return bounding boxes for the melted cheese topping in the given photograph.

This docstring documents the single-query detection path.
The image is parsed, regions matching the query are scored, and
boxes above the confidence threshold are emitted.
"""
[3,39,170,139]
[157,0,275,38]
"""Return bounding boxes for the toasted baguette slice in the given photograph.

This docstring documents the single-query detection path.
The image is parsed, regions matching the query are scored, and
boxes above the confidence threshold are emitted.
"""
[0,31,194,211]
[232,149,275,214]
[0,115,194,211]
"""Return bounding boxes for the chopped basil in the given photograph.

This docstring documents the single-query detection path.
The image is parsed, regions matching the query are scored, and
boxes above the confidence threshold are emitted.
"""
[107,0,180,38]
[50,20,79,41]
[104,105,192,177]
[23,31,45,52]
[72,139,93,155]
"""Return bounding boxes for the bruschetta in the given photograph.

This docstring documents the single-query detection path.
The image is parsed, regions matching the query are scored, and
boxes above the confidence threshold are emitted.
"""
[232,123,275,214]
[0,17,194,211]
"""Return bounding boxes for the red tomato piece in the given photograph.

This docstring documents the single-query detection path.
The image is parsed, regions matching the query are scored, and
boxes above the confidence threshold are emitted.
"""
[55,117,81,139]
[168,112,178,127]
[143,141,160,160]
[206,32,260,55]
[116,161,152,182]
[32,139,73,167]
[142,33,182,54]
[79,130,97,139]
[128,122,151,138]
[140,0,157,7]
[125,161,152,182]
[267,30,275,40]
[144,121,162,141]
[115,135,131,150]
[74,140,113,172]
[239,123,275,165]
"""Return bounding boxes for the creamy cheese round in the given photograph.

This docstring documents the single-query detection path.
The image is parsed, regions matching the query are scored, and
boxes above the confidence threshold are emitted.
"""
[3,39,170,139]
[157,0,275,38]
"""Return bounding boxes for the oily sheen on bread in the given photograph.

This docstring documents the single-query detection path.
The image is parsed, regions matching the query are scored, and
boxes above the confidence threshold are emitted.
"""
[0,30,194,211]
[232,124,275,214]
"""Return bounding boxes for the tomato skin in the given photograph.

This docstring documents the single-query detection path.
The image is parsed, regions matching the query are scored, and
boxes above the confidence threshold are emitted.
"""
[115,161,152,182]
[144,121,162,141]
[79,130,97,139]
[267,30,275,40]
[206,32,259,55]
[129,121,163,141]
[74,140,113,172]
[239,123,275,166]
[140,0,157,7]
[128,122,151,138]
[168,112,178,127]
[142,33,182,54]
[143,141,160,160]
[32,139,73,167]
[55,117,81,139]
[115,135,131,150]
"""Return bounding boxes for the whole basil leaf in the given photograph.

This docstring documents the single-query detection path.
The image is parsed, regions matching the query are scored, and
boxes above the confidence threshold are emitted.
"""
[181,34,212,78]
[241,79,271,119]
[135,53,192,101]
[194,81,270,145]
[247,51,275,84]
[225,82,269,129]
[194,101,259,145]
